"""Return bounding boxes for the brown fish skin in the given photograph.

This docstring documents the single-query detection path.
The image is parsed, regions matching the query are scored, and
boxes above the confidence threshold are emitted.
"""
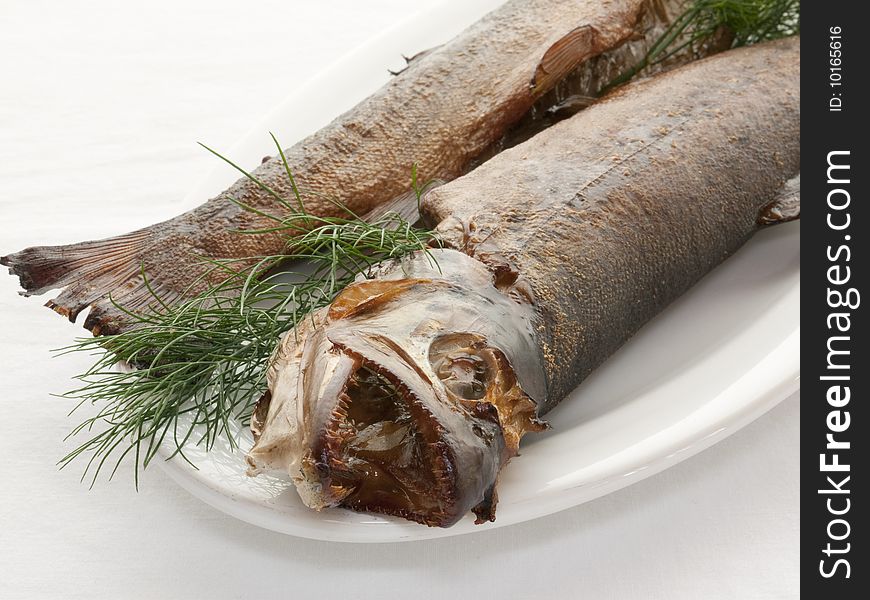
[424,36,800,406]
[248,37,800,527]
[1,0,659,335]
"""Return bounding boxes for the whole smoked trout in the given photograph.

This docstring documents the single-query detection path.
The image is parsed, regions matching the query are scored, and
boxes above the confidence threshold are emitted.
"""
[247,38,800,527]
[2,0,662,335]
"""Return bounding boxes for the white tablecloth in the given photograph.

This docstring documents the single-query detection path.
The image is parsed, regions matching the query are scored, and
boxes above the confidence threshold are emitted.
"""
[0,2,799,598]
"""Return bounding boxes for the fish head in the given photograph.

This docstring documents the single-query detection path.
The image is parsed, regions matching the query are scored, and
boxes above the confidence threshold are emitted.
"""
[247,249,547,527]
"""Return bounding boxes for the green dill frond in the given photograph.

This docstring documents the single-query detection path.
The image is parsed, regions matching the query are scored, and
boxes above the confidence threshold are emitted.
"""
[58,136,438,486]
[601,0,800,93]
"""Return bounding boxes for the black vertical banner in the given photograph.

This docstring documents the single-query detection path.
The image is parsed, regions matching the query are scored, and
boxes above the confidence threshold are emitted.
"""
[802,2,866,596]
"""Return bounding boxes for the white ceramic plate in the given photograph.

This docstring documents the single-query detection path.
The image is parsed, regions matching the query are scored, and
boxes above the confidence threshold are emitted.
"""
[156,0,800,543]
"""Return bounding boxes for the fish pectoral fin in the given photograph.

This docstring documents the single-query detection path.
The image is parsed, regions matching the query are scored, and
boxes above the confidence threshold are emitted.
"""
[328,278,433,321]
[471,482,498,524]
[530,25,601,93]
[758,173,800,226]
[249,390,273,442]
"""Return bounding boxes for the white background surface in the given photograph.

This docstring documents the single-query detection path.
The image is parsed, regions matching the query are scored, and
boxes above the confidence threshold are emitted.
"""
[0,1,799,598]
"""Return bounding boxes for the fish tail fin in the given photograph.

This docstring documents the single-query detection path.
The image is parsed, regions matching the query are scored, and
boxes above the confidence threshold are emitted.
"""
[1,228,171,335]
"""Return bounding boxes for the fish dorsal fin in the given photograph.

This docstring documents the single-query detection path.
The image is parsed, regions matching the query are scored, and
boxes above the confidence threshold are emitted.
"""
[531,25,600,93]
[389,45,443,76]
[758,173,800,226]
[329,278,433,321]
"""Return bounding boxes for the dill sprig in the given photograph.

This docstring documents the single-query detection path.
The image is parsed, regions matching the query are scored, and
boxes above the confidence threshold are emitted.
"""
[601,0,800,94]
[57,135,438,486]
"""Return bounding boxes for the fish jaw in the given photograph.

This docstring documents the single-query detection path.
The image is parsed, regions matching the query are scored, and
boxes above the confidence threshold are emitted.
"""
[247,249,547,527]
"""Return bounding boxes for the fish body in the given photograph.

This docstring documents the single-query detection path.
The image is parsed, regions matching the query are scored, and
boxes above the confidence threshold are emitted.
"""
[425,36,801,404]
[2,0,664,335]
[247,38,801,526]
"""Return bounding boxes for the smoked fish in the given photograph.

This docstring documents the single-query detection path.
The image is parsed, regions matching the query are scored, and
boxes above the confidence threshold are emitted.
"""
[246,37,801,527]
[2,0,675,335]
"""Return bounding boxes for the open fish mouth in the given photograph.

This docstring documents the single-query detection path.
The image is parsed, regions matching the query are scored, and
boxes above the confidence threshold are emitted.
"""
[247,249,547,527]
[305,345,503,526]
[312,358,461,523]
